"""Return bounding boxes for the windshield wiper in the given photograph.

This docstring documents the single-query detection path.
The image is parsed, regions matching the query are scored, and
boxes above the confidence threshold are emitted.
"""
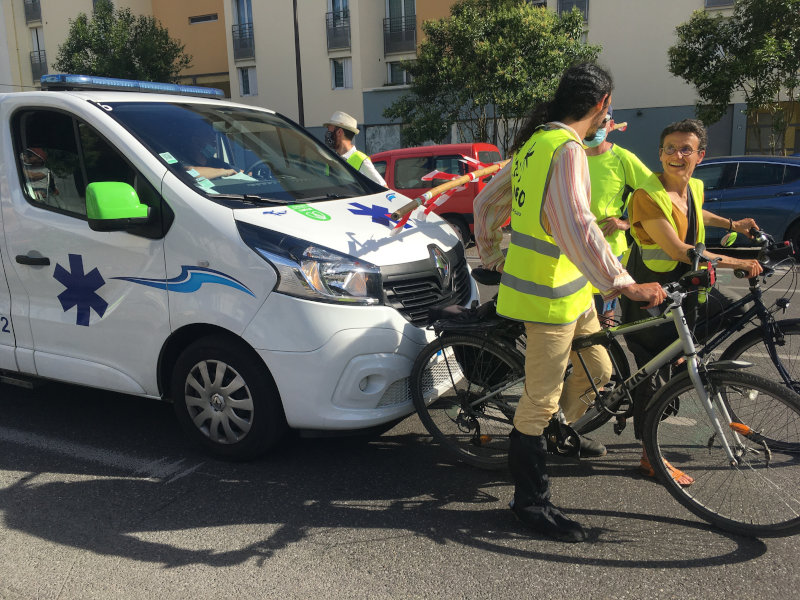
[299,193,352,202]
[211,194,291,205]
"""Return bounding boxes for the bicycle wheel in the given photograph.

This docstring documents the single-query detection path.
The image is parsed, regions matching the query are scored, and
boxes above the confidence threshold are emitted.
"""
[410,333,524,469]
[572,339,632,435]
[720,318,800,394]
[642,369,800,537]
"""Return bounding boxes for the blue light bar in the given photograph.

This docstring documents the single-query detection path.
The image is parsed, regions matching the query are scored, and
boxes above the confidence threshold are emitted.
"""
[40,74,225,99]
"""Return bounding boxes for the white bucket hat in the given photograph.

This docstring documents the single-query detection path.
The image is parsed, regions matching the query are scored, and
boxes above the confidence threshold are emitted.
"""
[324,111,360,135]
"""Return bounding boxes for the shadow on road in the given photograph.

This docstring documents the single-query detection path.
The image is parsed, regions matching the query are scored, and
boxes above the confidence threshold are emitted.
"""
[0,383,768,569]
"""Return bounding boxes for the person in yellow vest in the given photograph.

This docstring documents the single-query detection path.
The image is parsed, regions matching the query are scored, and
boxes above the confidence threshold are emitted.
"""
[621,118,762,486]
[498,63,666,543]
[585,107,652,326]
[323,111,387,186]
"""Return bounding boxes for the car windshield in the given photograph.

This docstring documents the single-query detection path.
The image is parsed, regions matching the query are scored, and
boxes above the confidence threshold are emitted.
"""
[104,101,380,204]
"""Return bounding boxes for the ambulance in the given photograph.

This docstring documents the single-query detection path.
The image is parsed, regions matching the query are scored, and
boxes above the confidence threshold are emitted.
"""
[0,74,477,459]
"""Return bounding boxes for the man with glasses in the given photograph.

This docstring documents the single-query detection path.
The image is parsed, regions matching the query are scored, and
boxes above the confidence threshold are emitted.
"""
[620,118,762,485]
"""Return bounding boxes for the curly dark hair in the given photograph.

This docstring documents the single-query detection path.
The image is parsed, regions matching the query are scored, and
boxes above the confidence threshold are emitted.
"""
[511,62,613,154]
[659,119,707,151]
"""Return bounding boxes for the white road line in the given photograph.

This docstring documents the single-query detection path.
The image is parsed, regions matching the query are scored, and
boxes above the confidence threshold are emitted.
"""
[0,425,203,483]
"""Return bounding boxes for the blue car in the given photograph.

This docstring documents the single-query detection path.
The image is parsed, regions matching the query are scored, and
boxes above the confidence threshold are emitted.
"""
[693,156,800,247]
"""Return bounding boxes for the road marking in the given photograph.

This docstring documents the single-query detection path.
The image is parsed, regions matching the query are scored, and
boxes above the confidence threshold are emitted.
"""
[0,425,203,483]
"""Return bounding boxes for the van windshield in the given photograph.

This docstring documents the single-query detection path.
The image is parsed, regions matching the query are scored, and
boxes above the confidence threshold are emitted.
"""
[104,101,380,204]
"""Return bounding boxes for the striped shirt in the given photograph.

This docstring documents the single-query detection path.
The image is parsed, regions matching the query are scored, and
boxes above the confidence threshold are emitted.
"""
[474,122,634,299]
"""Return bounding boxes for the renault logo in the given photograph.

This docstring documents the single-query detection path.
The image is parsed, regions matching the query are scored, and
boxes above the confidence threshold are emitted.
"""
[429,245,451,289]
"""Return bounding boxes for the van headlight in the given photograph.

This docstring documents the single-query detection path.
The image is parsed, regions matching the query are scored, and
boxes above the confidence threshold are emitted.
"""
[237,221,383,304]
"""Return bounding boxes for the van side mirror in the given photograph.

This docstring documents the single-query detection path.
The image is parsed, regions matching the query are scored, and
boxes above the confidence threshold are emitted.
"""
[86,182,150,232]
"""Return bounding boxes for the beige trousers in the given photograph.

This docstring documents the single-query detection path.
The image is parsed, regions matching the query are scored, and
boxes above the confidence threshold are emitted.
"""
[514,308,612,436]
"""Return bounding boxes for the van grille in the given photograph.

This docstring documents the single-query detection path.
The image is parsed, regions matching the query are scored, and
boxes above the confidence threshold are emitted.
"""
[382,244,472,327]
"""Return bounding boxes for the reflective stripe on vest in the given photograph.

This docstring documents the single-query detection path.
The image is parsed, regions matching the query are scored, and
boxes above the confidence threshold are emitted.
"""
[631,174,705,272]
[496,127,592,324]
[347,150,368,171]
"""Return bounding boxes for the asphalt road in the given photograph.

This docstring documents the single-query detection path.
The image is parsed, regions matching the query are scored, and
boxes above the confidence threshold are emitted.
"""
[1,251,799,599]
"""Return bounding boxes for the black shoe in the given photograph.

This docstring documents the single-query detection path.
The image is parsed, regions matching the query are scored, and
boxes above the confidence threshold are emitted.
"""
[510,500,587,543]
[578,436,607,458]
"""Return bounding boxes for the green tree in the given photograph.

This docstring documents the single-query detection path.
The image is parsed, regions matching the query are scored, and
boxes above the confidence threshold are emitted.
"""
[668,0,800,154]
[383,0,599,154]
[52,0,192,83]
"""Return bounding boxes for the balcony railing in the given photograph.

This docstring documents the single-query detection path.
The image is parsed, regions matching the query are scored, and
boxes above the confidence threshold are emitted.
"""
[30,50,47,82]
[232,22,255,60]
[383,15,416,55]
[24,0,41,23]
[326,10,350,51]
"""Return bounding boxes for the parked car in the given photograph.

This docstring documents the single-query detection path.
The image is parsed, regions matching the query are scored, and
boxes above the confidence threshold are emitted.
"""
[371,143,503,243]
[693,155,800,247]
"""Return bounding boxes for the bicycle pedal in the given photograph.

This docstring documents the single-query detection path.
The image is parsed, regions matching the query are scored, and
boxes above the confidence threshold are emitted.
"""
[613,418,627,435]
[470,434,493,447]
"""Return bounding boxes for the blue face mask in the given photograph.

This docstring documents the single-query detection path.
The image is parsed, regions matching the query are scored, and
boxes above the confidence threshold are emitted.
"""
[583,128,607,148]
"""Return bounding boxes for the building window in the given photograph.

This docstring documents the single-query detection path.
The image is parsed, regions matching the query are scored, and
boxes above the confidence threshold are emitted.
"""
[558,0,588,21]
[704,0,734,7]
[387,62,412,85]
[238,67,258,96]
[189,14,218,24]
[92,0,113,10]
[331,57,352,89]
[528,0,547,6]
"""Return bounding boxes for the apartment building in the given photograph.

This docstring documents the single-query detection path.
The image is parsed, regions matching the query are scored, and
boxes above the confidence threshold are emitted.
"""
[0,0,230,96]
[1,1,794,163]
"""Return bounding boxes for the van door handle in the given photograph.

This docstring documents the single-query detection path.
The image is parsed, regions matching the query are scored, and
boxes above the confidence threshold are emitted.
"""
[707,196,721,202]
[15,254,50,266]
[777,191,795,196]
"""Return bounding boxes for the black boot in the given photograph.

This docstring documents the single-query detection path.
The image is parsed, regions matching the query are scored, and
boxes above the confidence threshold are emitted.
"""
[508,428,587,543]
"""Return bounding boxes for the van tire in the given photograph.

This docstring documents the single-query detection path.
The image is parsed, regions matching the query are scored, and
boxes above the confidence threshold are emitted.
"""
[171,335,287,460]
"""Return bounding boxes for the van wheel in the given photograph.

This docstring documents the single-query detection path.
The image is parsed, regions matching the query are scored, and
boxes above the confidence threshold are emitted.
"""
[443,215,472,248]
[171,336,287,460]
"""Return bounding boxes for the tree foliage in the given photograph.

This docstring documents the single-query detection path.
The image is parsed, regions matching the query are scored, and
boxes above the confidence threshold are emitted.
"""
[668,0,800,154]
[53,0,192,83]
[383,0,599,154]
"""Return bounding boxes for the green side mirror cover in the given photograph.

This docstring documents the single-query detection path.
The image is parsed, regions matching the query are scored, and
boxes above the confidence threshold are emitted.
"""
[86,182,149,221]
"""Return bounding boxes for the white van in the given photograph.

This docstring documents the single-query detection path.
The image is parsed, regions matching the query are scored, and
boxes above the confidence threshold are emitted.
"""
[0,74,476,459]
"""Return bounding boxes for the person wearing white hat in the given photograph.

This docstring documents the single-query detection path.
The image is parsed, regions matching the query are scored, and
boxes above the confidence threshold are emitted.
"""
[324,111,386,186]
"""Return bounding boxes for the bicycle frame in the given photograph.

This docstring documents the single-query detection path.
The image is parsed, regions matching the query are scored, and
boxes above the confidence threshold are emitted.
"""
[572,288,743,464]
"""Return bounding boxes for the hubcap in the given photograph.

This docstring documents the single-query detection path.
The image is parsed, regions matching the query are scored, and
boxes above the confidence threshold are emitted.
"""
[184,359,255,445]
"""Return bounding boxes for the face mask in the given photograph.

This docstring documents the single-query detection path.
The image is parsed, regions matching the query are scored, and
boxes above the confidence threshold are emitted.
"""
[583,128,607,148]
[325,129,336,149]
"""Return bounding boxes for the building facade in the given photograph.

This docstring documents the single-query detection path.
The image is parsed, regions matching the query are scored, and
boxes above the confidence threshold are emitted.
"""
[0,0,230,97]
[1,1,795,165]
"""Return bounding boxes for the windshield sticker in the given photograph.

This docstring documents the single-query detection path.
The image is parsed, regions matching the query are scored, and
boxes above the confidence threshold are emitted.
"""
[113,266,255,297]
[196,177,216,190]
[288,204,331,221]
[53,254,108,327]
[159,152,178,164]
[348,202,412,230]
[186,169,200,177]
[263,209,287,216]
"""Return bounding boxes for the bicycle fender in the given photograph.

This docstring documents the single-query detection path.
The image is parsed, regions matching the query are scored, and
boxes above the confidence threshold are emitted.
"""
[706,360,752,371]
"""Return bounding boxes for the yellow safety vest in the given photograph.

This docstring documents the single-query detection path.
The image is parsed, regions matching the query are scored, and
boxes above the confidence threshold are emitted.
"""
[347,150,368,171]
[630,174,705,272]
[497,127,592,324]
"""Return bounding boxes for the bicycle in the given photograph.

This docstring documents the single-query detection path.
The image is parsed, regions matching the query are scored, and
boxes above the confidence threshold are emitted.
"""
[411,246,800,537]
[573,228,798,436]
[409,273,629,470]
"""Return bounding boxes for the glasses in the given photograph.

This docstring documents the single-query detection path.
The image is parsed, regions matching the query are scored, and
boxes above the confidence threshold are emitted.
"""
[661,145,702,157]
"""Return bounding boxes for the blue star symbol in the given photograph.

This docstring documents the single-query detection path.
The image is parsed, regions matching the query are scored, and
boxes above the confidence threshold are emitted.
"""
[53,254,108,326]
[348,202,412,229]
